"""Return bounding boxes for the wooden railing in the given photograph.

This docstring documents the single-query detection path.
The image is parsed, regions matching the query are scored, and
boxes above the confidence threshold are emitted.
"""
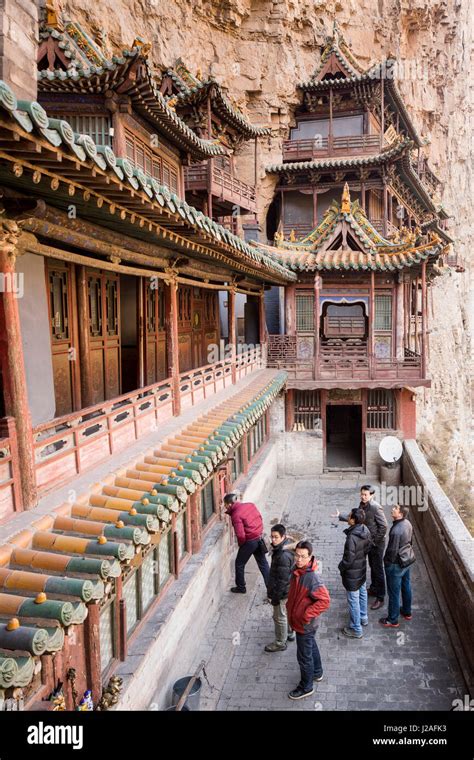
[267,334,424,381]
[282,134,382,162]
[370,218,399,237]
[0,417,22,519]
[32,348,265,496]
[323,316,366,337]
[184,163,256,211]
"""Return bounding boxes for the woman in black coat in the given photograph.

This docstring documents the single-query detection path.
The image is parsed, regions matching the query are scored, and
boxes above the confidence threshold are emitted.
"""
[338,508,372,639]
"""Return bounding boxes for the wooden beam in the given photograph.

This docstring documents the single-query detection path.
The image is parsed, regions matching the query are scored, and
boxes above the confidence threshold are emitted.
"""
[369,270,375,379]
[0,226,37,508]
[421,261,427,377]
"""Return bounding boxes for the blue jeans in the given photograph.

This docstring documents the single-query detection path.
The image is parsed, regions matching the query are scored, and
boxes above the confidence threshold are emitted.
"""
[295,630,322,691]
[346,582,368,636]
[235,538,270,591]
[385,563,412,623]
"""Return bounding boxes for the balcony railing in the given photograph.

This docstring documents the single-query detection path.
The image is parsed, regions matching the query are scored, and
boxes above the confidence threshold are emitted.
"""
[32,348,264,497]
[0,417,22,519]
[267,334,424,381]
[184,163,256,212]
[282,134,382,162]
[369,218,399,237]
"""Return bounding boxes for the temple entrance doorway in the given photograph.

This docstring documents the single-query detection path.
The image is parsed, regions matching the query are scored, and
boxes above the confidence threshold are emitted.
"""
[326,404,362,469]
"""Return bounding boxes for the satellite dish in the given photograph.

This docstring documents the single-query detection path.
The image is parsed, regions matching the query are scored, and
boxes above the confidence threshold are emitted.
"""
[379,436,403,464]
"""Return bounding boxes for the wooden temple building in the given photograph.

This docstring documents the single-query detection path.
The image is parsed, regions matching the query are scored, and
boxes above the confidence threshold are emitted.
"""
[260,22,457,469]
[0,8,460,710]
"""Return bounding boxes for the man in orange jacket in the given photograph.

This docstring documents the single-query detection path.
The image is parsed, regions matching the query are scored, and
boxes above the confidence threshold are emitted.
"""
[286,540,331,700]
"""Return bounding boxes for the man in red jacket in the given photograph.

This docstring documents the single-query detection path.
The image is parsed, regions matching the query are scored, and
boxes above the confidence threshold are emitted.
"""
[286,540,331,700]
[224,492,270,594]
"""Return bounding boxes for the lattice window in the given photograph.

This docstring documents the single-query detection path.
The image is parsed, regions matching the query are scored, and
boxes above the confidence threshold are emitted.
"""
[176,510,187,559]
[99,603,115,674]
[122,572,138,634]
[146,281,165,333]
[106,279,118,336]
[293,390,321,431]
[58,114,112,146]
[88,277,102,337]
[367,389,395,429]
[231,444,243,483]
[201,480,215,527]
[296,294,314,332]
[141,552,155,612]
[178,286,192,324]
[49,269,69,340]
[125,129,162,180]
[375,295,392,330]
[157,529,172,589]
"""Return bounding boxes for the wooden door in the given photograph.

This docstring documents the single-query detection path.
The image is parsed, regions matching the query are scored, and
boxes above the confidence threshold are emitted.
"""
[87,270,121,404]
[47,260,80,416]
[144,279,167,384]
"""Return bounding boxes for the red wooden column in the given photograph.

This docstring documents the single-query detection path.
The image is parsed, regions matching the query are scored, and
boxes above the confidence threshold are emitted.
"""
[421,261,427,378]
[189,491,202,553]
[259,290,267,363]
[285,284,296,335]
[0,222,37,508]
[83,602,102,706]
[165,277,181,416]
[369,270,375,379]
[77,265,94,408]
[313,273,321,379]
[395,273,405,360]
[228,286,236,384]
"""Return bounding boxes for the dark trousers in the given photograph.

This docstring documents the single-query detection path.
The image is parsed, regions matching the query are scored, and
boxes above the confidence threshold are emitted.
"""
[295,630,322,691]
[368,542,386,600]
[235,538,270,591]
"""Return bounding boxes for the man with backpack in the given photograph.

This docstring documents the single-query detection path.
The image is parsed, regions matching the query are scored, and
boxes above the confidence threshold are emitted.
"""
[380,504,415,628]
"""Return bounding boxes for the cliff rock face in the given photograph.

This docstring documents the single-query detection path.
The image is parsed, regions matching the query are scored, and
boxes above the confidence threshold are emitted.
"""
[62,0,472,513]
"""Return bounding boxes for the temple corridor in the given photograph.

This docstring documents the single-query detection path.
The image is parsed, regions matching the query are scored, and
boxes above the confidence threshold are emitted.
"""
[193,476,467,711]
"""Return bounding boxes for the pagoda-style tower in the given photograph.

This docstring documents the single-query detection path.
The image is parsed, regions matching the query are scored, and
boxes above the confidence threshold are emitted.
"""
[261,23,458,471]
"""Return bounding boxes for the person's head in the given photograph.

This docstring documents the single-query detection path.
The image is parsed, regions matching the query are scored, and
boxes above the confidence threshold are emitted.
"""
[348,508,366,526]
[294,540,313,568]
[360,485,375,503]
[223,492,238,507]
[270,524,286,546]
[392,504,409,520]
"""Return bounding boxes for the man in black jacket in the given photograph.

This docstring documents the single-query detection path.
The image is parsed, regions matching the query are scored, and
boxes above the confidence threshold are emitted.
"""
[338,508,372,638]
[379,504,414,628]
[332,484,388,610]
[264,524,295,652]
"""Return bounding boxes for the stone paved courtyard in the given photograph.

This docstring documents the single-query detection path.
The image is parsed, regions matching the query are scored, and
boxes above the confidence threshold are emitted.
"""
[197,476,466,711]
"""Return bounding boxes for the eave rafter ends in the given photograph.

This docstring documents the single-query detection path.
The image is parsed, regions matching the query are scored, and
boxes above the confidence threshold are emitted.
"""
[0,79,295,284]
[257,183,447,272]
[0,370,287,688]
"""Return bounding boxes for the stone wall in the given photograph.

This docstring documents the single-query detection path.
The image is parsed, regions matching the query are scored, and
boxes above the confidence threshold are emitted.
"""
[59,0,472,493]
[0,0,38,99]
[402,439,473,686]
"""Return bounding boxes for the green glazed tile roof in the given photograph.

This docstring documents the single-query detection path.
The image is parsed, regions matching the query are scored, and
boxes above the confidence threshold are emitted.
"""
[0,80,295,283]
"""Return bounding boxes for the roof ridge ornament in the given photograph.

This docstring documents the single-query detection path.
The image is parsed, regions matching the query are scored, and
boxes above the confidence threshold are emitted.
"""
[341,182,351,213]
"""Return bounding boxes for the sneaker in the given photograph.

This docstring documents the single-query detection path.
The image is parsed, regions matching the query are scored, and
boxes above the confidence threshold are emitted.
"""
[313,674,323,682]
[287,632,296,642]
[264,642,287,652]
[379,617,399,628]
[401,612,412,620]
[230,587,246,594]
[341,627,363,639]
[361,619,369,626]
[288,686,314,700]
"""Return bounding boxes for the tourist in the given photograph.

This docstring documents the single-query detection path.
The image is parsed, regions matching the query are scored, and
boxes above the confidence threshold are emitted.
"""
[379,504,415,628]
[338,507,372,638]
[332,484,387,610]
[264,524,296,652]
[223,492,270,593]
[286,541,331,700]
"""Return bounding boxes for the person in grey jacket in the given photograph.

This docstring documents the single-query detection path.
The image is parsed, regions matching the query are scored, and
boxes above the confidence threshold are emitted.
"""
[379,504,414,628]
[332,485,388,610]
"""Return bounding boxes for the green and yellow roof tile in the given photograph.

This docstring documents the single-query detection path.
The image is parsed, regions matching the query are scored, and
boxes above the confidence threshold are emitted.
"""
[0,369,286,687]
